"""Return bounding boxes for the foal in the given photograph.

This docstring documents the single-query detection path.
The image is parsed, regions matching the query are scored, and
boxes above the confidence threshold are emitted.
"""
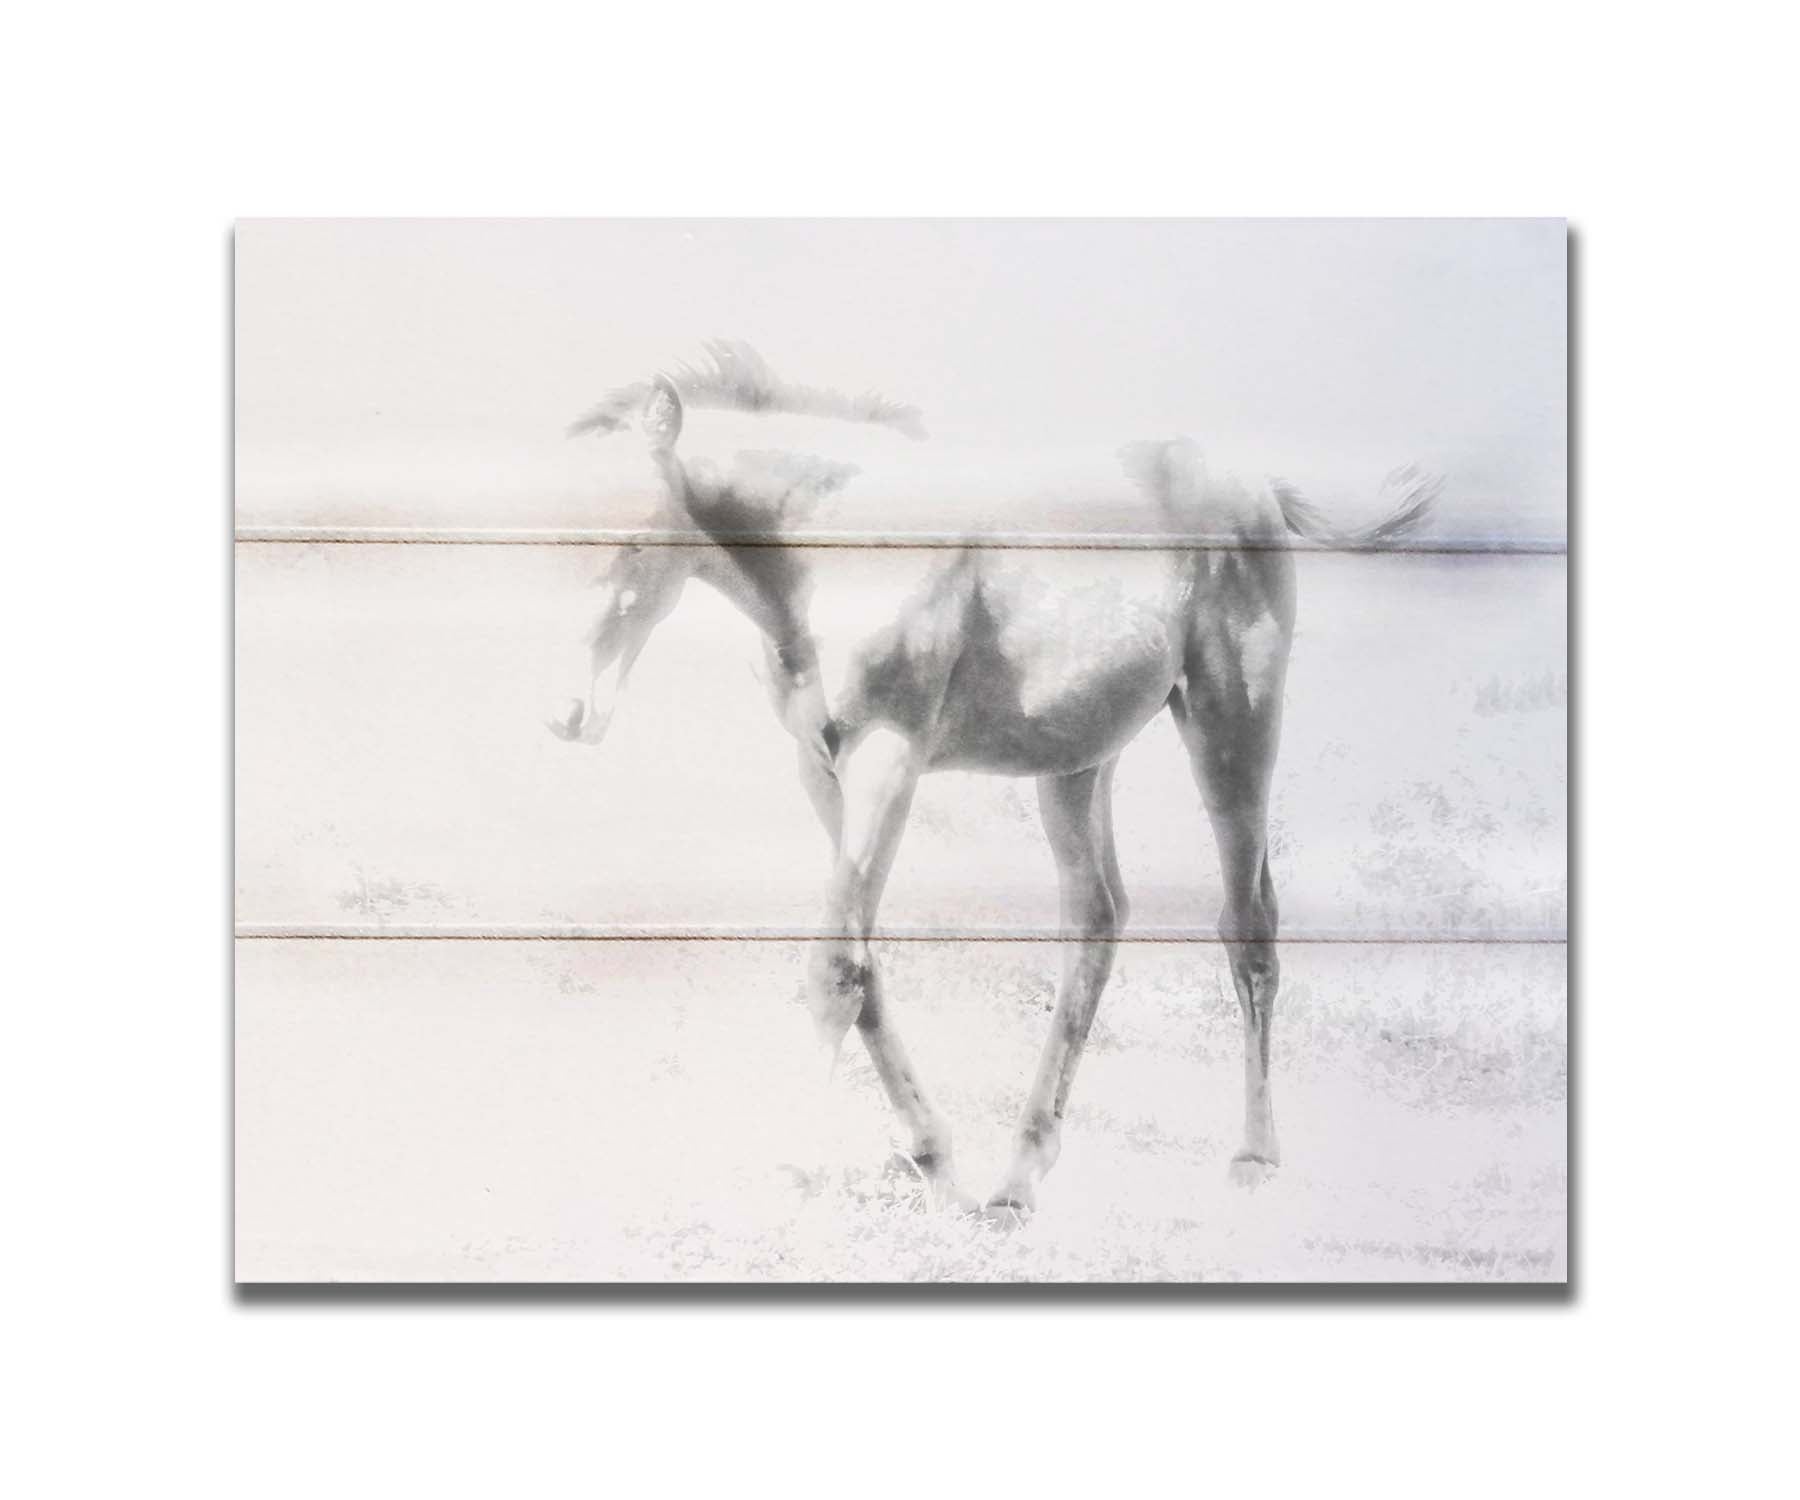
[551,349,1435,1219]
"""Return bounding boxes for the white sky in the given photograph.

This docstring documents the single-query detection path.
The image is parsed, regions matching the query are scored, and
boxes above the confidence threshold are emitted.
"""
[237,219,1565,542]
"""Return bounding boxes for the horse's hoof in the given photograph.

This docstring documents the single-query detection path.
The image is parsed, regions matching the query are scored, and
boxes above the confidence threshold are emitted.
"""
[981,1196,1034,1231]
[1228,1154,1278,1190]
[885,1152,977,1215]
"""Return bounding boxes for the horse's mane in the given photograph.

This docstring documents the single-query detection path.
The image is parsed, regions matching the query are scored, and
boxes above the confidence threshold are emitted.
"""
[570,340,926,440]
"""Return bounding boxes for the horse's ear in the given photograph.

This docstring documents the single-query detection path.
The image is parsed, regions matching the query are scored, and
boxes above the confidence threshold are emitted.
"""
[642,376,683,451]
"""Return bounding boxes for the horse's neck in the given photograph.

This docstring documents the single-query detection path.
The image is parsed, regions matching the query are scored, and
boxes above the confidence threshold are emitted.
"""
[696,541,819,675]
[713,548,833,755]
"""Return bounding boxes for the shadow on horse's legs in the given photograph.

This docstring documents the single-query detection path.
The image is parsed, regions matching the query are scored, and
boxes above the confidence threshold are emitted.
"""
[804,727,975,1215]
[802,939,975,1215]
[1171,684,1284,1185]
[987,760,1124,1228]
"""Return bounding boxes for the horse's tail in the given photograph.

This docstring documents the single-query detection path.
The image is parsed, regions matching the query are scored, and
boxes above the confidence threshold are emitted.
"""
[1122,439,1441,550]
[1270,465,1442,549]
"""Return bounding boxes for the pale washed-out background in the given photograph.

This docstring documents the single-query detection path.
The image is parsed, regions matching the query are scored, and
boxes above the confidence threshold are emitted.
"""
[234,219,1566,1282]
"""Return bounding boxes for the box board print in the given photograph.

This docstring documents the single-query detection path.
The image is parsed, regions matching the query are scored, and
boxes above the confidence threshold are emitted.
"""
[234,219,1567,1283]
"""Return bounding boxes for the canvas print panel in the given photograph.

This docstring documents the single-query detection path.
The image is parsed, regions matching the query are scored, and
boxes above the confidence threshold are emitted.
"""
[234,218,1567,1282]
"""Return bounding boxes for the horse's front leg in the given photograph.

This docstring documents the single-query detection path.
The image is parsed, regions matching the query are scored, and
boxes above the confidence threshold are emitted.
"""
[988,762,1124,1223]
[805,726,969,1211]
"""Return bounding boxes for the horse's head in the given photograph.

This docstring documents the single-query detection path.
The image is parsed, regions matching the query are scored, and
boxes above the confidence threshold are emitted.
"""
[546,535,694,745]
[548,376,702,746]
[553,373,802,748]
[549,348,910,747]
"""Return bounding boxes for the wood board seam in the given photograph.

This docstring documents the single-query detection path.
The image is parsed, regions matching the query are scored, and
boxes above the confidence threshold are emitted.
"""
[234,526,1568,556]
[233,925,1567,945]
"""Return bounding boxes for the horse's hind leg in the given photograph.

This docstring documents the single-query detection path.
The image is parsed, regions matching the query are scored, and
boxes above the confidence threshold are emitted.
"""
[806,726,967,1209]
[988,759,1124,1221]
[1171,638,1287,1185]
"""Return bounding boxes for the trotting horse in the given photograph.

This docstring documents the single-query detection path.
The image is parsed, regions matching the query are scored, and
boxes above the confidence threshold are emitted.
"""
[549,345,1436,1221]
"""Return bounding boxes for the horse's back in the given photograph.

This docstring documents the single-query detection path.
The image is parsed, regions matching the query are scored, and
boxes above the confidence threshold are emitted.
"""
[798,433,1298,774]
[807,544,1189,776]
[925,548,1191,774]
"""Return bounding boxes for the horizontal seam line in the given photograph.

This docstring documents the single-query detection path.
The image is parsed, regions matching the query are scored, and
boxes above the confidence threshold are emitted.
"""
[233,529,1566,556]
[233,930,1567,945]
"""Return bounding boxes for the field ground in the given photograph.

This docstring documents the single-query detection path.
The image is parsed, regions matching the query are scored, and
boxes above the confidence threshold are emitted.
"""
[235,548,1566,1284]
[236,937,1565,1283]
